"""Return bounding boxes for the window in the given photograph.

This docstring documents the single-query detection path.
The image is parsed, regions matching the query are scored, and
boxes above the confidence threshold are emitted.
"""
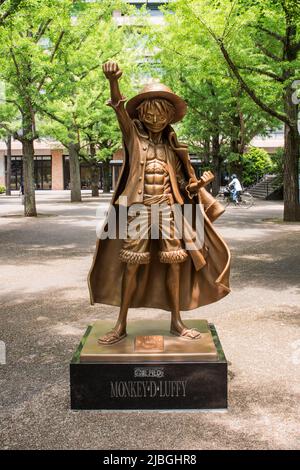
[8,156,22,190]
[6,155,52,190]
[34,156,52,190]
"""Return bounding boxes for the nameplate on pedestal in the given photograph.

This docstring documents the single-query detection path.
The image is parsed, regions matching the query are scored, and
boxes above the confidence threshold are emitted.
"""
[134,335,164,353]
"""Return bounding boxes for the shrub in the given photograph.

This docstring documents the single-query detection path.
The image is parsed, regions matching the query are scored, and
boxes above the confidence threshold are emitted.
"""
[0,185,6,194]
[270,148,284,185]
[242,147,273,186]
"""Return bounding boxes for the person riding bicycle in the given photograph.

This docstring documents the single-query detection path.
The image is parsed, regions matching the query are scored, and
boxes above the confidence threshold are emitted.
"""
[228,174,242,204]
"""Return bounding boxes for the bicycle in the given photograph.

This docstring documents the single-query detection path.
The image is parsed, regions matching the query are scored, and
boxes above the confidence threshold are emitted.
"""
[216,186,254,209]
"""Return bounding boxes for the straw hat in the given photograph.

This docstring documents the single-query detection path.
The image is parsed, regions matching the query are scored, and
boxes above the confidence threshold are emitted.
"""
[126,82,187,123]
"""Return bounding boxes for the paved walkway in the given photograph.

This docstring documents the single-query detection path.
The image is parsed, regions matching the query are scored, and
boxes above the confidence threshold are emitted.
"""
[0,191,299,450]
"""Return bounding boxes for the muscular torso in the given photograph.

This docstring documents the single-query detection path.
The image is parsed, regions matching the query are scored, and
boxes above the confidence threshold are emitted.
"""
[143,142,172,197]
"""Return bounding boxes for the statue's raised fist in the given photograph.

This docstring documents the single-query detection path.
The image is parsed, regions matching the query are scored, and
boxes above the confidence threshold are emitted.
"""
[186,171,215,198]
[200,171,215,187]
[102,61,122,80]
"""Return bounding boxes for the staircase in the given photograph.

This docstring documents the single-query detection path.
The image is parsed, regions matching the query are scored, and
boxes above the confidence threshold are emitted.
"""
[247,175,282,199]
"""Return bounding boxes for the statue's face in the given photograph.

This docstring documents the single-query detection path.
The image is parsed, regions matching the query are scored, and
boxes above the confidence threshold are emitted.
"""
[140,108,170,133]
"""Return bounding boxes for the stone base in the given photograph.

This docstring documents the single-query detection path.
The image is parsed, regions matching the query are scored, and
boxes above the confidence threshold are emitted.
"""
[70,320,227,410]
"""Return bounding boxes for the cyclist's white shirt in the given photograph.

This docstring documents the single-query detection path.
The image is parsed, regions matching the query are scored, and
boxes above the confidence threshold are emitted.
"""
[229,178,242,191]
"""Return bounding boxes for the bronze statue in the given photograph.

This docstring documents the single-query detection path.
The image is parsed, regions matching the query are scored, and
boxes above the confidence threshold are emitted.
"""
[88,61,231,345]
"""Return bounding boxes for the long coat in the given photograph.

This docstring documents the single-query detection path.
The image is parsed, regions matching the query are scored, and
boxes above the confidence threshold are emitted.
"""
[88,117,231,311]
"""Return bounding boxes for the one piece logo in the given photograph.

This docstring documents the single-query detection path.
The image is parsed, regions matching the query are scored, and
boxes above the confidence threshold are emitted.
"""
[134,367,165,378]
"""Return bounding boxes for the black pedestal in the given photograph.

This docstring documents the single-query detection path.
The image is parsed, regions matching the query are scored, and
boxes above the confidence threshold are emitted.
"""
[70,321,227,410]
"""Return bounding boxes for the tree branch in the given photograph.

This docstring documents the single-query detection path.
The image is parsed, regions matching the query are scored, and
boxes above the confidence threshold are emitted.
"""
[163,44,201,62]
[0,122,19,141]
[81,115,103,131]
[78,62,103,81]
[35,19,53,43]
[237,99,246,154]
[217,40,290,125]
[0,122,13,132]
[50,30,65,62]
[37,31,65,92]
[254,25,285,43]
[237,65,284,82]
[9,46,37,125]
[9,47,31,98]
[221,0,238,40]
[255,42,283,62]
[186,103,207,119]
[5,98,23,113]
[78,151,91,164]
[9,47,22,81]
[37,106,66,126]
[180,76,207,101]
[73,12,112,52]
[86,91,102,110]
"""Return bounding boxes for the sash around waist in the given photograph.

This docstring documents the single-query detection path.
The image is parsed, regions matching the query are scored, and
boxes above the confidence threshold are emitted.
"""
[143,193,174,206]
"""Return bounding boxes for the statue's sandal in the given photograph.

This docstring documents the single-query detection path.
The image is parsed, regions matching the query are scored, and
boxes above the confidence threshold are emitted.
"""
[98,330,127,345]
[170,327,202,341]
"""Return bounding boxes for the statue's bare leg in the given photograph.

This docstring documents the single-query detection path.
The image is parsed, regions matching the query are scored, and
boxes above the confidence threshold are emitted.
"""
[167,263,201,340]
[98,263,139,344]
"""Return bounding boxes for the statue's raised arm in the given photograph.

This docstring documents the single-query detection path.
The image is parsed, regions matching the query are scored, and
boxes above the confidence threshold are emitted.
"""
[103,61,133,140]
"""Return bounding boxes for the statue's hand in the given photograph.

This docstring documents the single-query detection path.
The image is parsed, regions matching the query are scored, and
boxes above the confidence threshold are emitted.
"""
[186,171,215,199]
[199,170,215,187]
[102,61,123,81]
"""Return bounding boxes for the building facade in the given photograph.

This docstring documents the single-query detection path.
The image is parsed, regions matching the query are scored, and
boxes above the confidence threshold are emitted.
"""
[0,139,124,191]
[0,130,285,192]
[0,140,65,190]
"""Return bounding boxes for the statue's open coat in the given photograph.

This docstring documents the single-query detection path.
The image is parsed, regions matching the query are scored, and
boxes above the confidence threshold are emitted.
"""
[88,117,230,311]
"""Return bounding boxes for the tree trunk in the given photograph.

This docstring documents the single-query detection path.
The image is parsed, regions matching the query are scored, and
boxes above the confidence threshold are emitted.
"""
[203,138,210,165]
[22,138,37,216]
[229,109,244,179]
[211,134,221,196]
[68,142,82,202]
[102,159,111,193]
[229,137,243,179]
[89,142,99,197]
[5,135,11,195]
[282,18,300,221]
[91,164,100,197]
[283,122,300,221]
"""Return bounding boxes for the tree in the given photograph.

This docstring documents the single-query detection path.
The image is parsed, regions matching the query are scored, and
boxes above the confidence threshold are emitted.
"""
[166,0,300,220]
[0,0,127,212]
[148,4,277,194]
[0,0,75,215]
[81,114,122,196]
[39,8,136,201]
